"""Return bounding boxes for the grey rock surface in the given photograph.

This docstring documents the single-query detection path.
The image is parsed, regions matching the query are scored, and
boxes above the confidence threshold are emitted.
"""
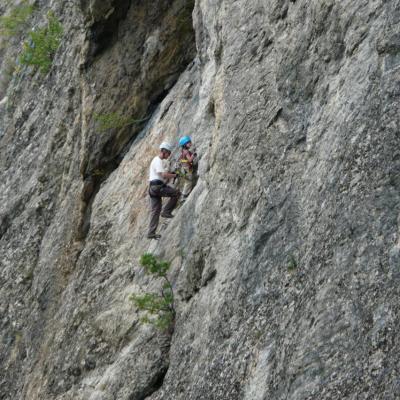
[1,0,400,399]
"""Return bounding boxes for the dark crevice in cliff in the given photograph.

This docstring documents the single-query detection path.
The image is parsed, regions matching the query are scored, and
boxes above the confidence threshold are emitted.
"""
[78,160,120,240]
[81,0,132,65]
[0,214,10,240]
[0,196,27,241]
[136,364,169,400]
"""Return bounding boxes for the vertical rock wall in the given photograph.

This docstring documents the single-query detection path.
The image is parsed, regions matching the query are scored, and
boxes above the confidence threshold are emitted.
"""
[1,0,400,399]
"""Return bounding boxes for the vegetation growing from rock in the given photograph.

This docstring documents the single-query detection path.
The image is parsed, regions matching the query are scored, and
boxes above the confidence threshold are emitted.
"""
[130,253,175,331]
[19,12,63,74]
[287,254,298,271]
[94,112,149,132]
[0,0,34,37]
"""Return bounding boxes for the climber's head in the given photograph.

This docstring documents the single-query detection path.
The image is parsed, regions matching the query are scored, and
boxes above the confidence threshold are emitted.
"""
[159,142,172,159]
[179,136,192,149]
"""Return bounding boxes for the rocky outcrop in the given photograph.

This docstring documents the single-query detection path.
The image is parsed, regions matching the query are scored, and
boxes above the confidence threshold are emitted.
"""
[1,0,400,399]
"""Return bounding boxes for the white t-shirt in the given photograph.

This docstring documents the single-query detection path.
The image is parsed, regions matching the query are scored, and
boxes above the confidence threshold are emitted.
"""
[149,156,166,182]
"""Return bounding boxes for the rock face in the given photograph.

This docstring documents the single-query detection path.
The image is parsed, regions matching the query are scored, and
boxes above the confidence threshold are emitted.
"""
[1,0,400,399]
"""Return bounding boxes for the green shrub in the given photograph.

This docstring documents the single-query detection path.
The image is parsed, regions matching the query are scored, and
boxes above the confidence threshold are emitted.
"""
[19,11,63,74]
[94,112,149,132]
[0,1,34,37]
[130,253,175,331]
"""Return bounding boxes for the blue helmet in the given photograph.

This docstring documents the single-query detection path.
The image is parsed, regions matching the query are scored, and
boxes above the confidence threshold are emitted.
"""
[179,136,192,147]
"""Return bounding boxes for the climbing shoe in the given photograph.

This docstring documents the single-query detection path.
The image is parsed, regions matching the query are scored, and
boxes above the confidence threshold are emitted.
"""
[147,233,161,239]
[160,213,174,218]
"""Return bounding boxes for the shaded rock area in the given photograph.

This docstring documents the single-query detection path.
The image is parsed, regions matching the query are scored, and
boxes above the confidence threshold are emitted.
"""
[1,0,400,399]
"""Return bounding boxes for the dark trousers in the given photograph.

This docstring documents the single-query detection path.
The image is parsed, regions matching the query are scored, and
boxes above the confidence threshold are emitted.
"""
[148,184,180,235]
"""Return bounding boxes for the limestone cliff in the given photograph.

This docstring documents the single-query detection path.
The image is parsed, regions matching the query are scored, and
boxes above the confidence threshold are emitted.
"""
[1,0,400,399]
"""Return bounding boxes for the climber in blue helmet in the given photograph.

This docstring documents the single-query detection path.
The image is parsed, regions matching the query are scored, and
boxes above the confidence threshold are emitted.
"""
[177,135,197,200]
[178,135,191,147]
[147,142,180,239]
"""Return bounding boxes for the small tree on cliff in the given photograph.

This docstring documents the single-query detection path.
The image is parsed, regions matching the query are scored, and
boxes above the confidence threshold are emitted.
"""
[19,12,63,74]
[130,253,175,331]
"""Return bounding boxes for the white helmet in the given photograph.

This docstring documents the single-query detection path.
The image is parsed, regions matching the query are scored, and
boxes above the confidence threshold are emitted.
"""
[159,142,173,152]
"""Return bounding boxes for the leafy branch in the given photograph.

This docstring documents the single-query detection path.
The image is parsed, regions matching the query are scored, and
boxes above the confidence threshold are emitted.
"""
[130,253,175,331]
[0,1,34,37]
[19,12,63,74]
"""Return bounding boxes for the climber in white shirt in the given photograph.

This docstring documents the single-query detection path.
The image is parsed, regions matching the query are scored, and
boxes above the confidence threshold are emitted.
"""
[147,142,180,239]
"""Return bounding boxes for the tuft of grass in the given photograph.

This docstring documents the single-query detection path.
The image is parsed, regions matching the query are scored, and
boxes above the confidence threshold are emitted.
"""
[129,253,175,331]
[94,112,149,132]
[92,168,107,177]
[22,268,34,283]
[287,255,298,272]
[178,248,186,259]
[254,329,263,340]
[0,1,34,37]
[19,11,63,74]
